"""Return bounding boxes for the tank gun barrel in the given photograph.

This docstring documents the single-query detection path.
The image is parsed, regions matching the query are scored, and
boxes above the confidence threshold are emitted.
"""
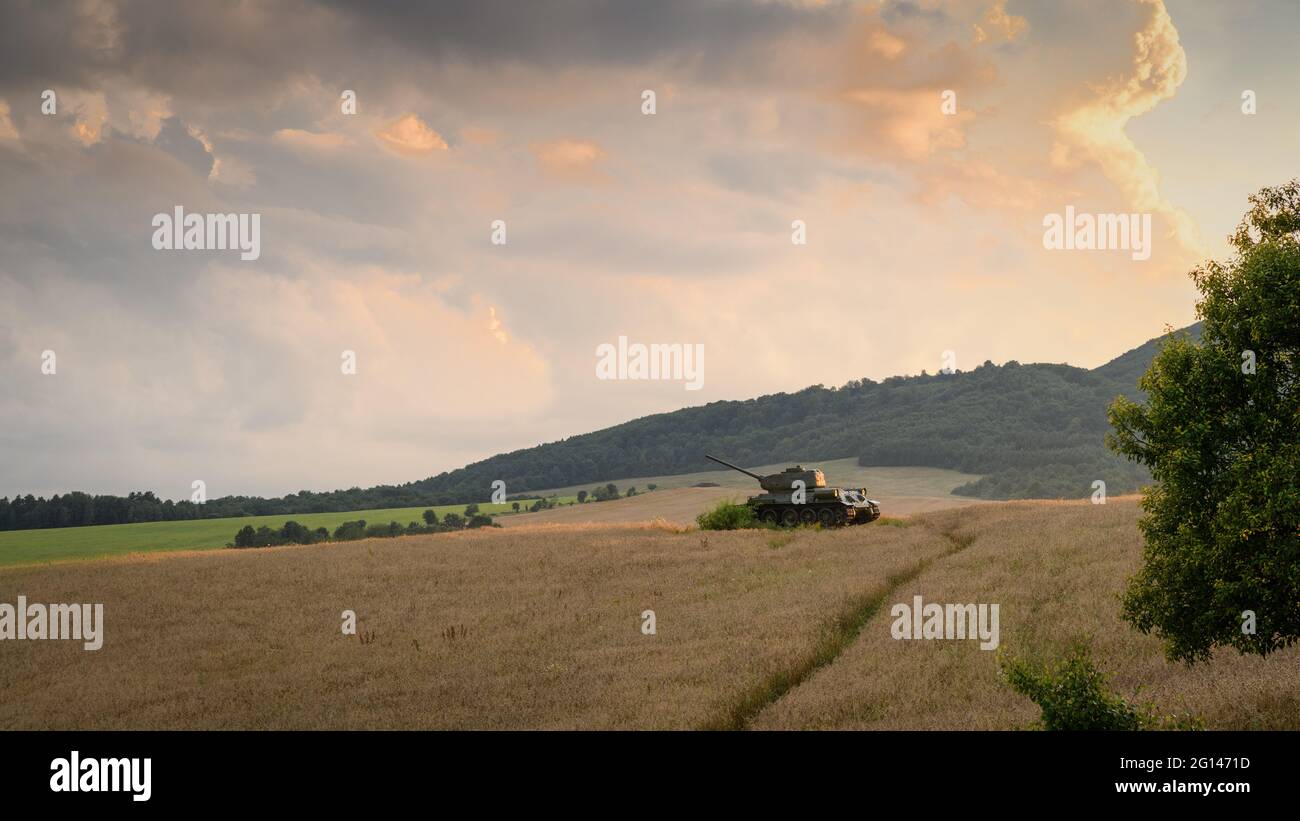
[704,454,764,483]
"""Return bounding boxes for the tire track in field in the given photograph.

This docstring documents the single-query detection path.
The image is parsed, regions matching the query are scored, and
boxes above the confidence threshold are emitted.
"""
[701,524,976,731]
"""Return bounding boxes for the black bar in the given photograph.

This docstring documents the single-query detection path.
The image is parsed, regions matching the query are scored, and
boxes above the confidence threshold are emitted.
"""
[1,730,1284,808]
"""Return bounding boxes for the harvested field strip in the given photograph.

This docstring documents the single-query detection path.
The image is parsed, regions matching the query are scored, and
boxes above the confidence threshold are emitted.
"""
[750,501,1300,730]
[703,524,976,730]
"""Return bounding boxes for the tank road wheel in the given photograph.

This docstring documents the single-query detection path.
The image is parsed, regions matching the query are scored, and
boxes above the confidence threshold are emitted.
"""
[818,508,837,527]
[758,509,779,527]
[799,508,817,525]
[780,509,800,528]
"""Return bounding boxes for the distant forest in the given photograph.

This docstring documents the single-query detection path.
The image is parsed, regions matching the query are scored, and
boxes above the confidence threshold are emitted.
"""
[0,324,1200,532]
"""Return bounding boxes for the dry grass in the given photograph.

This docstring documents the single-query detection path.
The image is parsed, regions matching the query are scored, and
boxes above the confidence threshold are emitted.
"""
[3,499,1296,730]
[751,499,1300,729]
[0,521,949,729]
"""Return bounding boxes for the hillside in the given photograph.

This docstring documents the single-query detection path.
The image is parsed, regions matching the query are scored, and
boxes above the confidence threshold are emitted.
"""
[0,322,1204,531]
[407,323,1203,501]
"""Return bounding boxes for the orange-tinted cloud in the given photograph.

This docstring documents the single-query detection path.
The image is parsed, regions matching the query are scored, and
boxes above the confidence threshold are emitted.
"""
[376,113,449,156]
[919,158,1052,211]
[974,0,1028,45]
[532,138,607,181]
[0,100,18,140]
[274,128,352,151]
[833,19,992,163]
[841,86,973,160]
[460,126,503,147]
[1051,0,1202,257]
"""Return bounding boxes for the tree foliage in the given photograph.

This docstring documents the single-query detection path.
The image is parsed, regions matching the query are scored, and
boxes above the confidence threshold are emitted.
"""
[1108,181,1300,663]
[229,508,498,549]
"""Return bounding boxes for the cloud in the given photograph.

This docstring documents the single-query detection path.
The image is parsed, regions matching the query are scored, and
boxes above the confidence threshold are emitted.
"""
[973,0,1028,44]
[0,100,17,140]
[61,89,109,145]
[841,86,972,160]
[0,265,554,496]
[1050,0,1202,256]
[532,138,607,181]
[375,113,448,156]
[154,116,216,179]
[919,158,1051,211]
[459,126,502,147]
[0,0,124,92]
[829,17,993,163]
[487,305,507,344]
[320,0,845,70]
[273,128,352,151]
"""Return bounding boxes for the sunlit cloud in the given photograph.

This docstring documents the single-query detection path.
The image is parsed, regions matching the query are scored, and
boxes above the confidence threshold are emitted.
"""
[375,113,449,156]
[532,138,607,181]
[973,0,1028,45]
[841,87,972,160]
[0,100,17,141]
[1051,0,1203,257]
[487,305,508,344]
[273,128,353,152]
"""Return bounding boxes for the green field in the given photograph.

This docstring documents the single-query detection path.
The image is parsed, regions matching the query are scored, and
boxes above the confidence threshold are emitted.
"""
[0,499,577,568]
[530,459,981,498]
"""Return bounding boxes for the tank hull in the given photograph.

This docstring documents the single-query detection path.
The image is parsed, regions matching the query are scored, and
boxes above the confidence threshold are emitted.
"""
[747,490,881,527]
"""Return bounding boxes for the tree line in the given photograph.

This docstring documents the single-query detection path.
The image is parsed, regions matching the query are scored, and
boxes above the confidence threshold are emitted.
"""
[0,487,546,533]
[230,507,498,548]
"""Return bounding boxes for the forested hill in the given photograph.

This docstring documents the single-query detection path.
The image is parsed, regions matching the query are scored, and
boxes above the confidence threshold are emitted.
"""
[0,323,1202,530]
[1093,321,1203,387]
[404,322,1204,502]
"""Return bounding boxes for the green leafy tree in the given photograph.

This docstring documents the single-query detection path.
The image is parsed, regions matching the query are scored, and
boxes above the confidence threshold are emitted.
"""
[591,484,620,502]
[422,509,437,526]
[1108,181,1300,663]
[577,490,588,504]
[333,520,367,541]
[280,520,311,544]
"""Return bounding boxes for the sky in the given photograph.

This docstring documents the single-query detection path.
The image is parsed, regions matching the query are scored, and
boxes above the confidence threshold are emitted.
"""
[0,0,1296,499]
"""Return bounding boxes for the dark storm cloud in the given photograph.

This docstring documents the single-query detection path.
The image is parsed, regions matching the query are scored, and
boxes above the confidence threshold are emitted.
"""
[321,0,846,67]
[0,0,122,91]
[0,0,350,100]
[0,0,848,101]
[152,116,214,178]
[881,1,949,24]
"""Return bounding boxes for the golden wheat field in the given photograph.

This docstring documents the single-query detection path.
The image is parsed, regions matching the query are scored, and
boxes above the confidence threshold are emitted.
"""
[1,499,1297,730]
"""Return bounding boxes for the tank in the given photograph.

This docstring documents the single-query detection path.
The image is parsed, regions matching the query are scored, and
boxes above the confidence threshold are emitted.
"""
[705,454,881,527]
